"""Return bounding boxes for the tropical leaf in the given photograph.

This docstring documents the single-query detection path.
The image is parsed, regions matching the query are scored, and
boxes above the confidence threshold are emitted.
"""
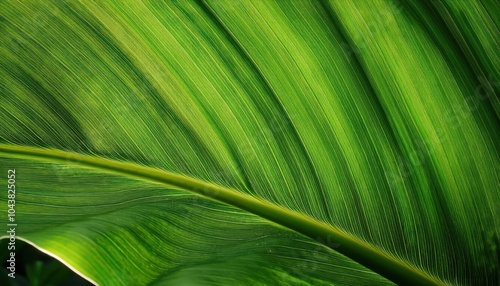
[0,0,498,285]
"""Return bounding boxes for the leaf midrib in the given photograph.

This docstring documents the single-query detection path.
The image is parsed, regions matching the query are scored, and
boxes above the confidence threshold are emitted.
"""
[0,143,444,285]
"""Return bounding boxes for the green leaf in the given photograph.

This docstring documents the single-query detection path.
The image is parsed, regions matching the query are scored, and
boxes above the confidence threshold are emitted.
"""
[0,0,498,285]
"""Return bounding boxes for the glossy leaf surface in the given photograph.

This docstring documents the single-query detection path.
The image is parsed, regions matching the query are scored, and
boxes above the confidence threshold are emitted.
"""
[0,0,498,285]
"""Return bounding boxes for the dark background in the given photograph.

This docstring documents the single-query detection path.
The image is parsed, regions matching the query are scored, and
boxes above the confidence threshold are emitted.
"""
[1,240,92,286]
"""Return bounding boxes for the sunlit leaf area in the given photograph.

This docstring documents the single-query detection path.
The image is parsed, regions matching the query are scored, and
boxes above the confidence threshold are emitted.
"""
[1,0,498,285]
